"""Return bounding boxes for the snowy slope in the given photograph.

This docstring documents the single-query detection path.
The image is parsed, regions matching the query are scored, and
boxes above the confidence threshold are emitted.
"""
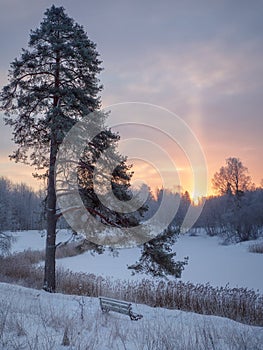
[0,282,262,350]
[8,230,263,292]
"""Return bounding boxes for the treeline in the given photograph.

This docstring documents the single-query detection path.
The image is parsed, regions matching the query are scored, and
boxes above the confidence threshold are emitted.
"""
[142,187,192,228]
[143,185,263,243]
[196,189,263,242]
[0,177,192,232]
[0,177,45,231]
[1,176,263,244]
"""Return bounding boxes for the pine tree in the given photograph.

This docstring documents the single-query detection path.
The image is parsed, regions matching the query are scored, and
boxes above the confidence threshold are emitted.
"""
[76,129,147,231]
[128,227,188,278]
[1,6,104,291]
[1,5,186,287]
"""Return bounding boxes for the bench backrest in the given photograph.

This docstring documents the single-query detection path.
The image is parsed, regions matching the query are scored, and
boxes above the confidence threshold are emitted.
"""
[99,296,132,316]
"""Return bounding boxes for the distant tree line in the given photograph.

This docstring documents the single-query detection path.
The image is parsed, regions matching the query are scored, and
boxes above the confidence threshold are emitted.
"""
[1,156,262,245]
[0,176,45,231]
[195,188,263,242]
[141,186,192,229]
[138,157,263,243]
[0,174,192,233]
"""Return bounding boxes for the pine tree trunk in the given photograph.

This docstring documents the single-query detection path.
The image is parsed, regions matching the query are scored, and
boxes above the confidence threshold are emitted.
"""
[43,48,60,292]
[43,140,57,292]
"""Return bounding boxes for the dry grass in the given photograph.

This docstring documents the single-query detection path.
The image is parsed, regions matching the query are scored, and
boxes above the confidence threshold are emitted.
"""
[248,242,263,254]
[1,288,262,350]
[0,250,43,287]
[0,250,262,327]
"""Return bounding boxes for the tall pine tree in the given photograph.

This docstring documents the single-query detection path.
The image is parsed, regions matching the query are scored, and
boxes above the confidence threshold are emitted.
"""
[1,6,105,291]
[1,6,187,289]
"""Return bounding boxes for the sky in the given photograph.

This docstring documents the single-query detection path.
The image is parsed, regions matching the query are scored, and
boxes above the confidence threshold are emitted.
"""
[0,0,262,198]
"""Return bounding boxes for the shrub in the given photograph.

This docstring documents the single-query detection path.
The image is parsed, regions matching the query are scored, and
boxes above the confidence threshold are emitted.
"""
[248,242,263,254]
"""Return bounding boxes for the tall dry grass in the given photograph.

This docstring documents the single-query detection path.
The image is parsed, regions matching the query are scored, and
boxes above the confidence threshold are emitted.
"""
[0,250,262,327]
[1,287,262,350]
[248,242,263,254]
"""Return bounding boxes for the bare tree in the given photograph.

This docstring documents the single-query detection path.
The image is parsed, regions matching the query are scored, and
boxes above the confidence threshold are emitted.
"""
[212,157,253,197]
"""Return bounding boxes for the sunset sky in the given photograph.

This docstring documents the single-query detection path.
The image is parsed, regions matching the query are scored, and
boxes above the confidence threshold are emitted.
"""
[0,0,262,198]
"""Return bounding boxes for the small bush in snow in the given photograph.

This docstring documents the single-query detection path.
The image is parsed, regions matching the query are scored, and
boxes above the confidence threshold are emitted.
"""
[248,242,263,254]
[0,232,14,257]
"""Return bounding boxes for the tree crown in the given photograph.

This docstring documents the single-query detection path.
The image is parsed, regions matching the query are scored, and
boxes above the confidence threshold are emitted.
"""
[212,157,252,196]
[1,5,102,172]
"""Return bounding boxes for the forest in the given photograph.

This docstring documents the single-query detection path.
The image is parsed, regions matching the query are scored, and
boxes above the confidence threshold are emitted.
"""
[1,165,262,244]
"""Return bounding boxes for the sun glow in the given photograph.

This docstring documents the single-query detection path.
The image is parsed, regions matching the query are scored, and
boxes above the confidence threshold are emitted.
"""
[129,158,208,202]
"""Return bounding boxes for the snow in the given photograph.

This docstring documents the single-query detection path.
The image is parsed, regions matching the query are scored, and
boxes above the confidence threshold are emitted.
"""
[9,229,73,253]
[0,282,262,350]
[175,232,263,292]
[8,229,263,292]
[2,230,263,348]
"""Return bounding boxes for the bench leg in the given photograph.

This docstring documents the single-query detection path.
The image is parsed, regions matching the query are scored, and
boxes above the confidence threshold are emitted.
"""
[101,307,110,313]
[130,312,143,321]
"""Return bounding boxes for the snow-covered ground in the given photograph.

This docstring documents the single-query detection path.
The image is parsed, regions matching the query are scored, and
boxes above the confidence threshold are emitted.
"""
[2,230,263,349]
[9,229,263,292]
[0,282,262,350]
[9,229,73,253]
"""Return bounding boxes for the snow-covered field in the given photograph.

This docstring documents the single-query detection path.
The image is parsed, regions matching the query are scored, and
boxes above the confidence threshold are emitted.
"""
[0,282,262,350]
[9,229,263,292]
[1,229,263,349]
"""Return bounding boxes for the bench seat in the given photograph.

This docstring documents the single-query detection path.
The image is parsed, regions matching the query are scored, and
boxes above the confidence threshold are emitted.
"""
[99,296,143,321]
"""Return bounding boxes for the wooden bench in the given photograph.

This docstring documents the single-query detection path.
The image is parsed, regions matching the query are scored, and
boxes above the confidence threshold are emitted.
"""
[99,296,143,321]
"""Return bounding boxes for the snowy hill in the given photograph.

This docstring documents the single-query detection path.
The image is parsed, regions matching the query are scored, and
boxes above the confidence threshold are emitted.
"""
[0,282,262,350]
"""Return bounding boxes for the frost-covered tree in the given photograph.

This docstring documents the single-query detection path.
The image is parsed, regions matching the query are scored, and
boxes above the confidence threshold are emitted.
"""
[0,177,44,231]
[0,232,12,256]
[198,190,263,242]
[173,191,191,228]
[1,6,186,289]
[211,157,256,241]
[197,158,263,242]
[0,6,106,292]
[212,157,253,197]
